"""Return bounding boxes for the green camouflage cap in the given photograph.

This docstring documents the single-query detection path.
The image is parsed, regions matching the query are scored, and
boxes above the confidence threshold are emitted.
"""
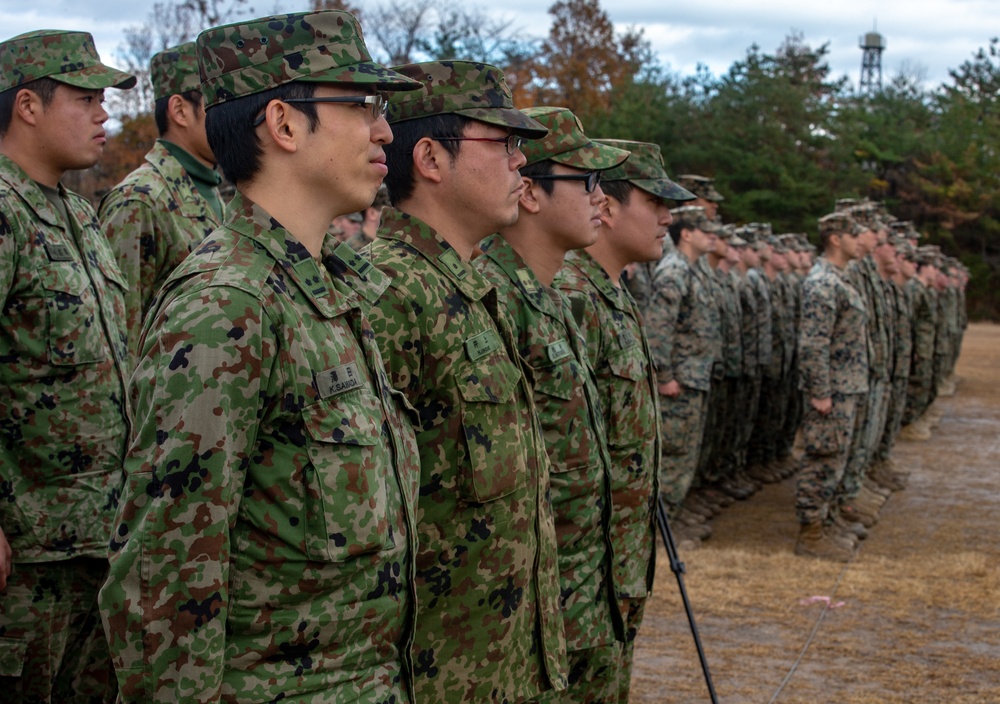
[151,42,202,101]
[0,30,135,92]
[385,60,547,138]
[719,224,747,246]
[675,174,724,202]
[735,225,757,244]
[197,11,421,109]
[670,205,720,233]
[890,220,922,241]
[818,212,863,239]
[596,140,695,200]
[846,204,880,231]
[518,107,628,170]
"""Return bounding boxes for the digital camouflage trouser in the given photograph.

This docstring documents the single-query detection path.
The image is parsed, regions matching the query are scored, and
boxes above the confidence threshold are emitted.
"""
[837,376,888,505]
[0,558,115,704]
[660,386,709,513]
[796,392,862,523]
[876,374,910,462]
[749,375,785,467]
[733,373,763,473]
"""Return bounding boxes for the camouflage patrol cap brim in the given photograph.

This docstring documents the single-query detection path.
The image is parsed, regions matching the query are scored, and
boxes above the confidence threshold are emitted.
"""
[151,42,202,101]
[197,11,420,109]
[0,30,135,92]
[670,205,719,233]
[386,60,547,138]
[519,107,628,170]
[595,139,695,200]
[818,212,863,238]
[675,174,724,202]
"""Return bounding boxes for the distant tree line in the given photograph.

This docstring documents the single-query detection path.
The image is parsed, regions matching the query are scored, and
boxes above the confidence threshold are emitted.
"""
[66,0,1000,319]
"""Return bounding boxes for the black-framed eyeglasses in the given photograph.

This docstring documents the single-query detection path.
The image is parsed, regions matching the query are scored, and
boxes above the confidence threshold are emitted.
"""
[252,94,388,127]
[432,134,523,155]
[529,171,603,194]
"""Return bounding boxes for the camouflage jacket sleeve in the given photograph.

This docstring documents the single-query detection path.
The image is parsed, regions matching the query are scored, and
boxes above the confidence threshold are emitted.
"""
[908,280,936,364]
[798,270,838,399]
[749,271,773,370]
[646,259,686,385]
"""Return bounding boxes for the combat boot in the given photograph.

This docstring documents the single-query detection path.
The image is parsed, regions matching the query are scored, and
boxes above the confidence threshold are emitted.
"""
[824,518,858,550]
[859,482,888,507]
[795,522,855,562]
[840,501,879,528]
[870,460,907,491]
[703,485,737,506]
[832,511,868,541]
[863,475,892,499]
[899,421,931,441]
[676,506,707,526]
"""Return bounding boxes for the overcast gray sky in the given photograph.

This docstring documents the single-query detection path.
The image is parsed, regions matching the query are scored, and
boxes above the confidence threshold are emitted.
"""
[1,0,996,89]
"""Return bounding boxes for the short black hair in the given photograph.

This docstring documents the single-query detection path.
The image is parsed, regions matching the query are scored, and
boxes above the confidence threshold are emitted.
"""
[383,113,470,207]
[668,221,684,245]
[0,77,60,137]
[520,159,555,196]
[205,82,319,185]
[601,179,635,206]
[154,89,203,137]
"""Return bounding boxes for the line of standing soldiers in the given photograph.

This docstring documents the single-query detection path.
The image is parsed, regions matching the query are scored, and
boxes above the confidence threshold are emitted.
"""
[624,181,968,553]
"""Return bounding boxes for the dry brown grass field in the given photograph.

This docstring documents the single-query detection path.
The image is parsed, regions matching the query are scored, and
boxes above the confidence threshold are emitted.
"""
[631,322,1000,703]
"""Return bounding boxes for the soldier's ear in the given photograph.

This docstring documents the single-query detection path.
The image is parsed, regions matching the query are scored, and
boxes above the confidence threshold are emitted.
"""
[12,87,43,127]
[518,177,542,214]
[411,137,444,185]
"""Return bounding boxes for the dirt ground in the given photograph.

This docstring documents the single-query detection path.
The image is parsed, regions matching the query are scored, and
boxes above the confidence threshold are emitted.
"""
[630,322,1000,703]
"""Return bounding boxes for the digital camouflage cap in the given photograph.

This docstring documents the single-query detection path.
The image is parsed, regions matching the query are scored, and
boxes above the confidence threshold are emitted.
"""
[670,205,720,233]
[518,106,628,170]
[196,11,420,109]
[595,140,695,201]
[675,174,724,202]
[0,29,135,92]
[385,60,547,138]
[151,42,202,102]
[818,212,864,239]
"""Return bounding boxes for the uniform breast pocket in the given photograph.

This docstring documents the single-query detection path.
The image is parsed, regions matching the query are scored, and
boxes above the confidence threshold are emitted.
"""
[533,360,595,473]
[301,389,395,562]
[456,354,529,504]
[39,263,107,366]
[606,350,646,449]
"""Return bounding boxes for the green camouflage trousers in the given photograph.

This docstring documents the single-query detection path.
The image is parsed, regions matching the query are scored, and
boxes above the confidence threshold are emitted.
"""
[0,558,115,704]
[615,597,647,704]
[903,355,935,425]
[748,375,786,466]
[733,374,763,473]
[836,377,888,506]
[533,642,623,704]
[696,375,728,484]
[659,386,709,512]
[795,392,862,523]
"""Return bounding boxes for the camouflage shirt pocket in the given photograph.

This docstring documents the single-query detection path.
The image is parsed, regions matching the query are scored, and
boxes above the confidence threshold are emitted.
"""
[455,354,529,504]
[802,410,846,457]
[533,359,594,473]
[606,349,646,449]
[301,389,395,562]
[39,262,108,366]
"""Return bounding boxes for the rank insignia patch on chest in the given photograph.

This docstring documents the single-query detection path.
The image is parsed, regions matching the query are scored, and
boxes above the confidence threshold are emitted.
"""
[45,243,74,262]
[617,328,637,349]
[316,362,362,398]
[465,329,502,361]
[546,339,572,363]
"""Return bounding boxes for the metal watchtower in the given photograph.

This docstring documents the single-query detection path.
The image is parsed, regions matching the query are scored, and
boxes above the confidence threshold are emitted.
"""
[859,29,886,95]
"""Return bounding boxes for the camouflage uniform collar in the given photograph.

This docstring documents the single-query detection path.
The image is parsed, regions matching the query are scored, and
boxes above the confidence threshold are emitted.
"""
[818,256,851,281]
[225,190,351,319]
[377,206,491,301]
[0,153,68,230]
[563,249,629,311]
[479,234,560,318]
[157,139,223,189]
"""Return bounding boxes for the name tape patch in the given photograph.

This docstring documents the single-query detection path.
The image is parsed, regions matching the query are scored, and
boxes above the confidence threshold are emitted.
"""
[465,330,501,362]
[316,361,362,398]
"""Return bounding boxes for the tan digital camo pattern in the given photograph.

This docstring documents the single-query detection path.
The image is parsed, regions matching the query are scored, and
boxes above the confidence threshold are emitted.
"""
[904,275,937,423]
[477,235,621,656]
[670,205,720,234]
[519,107,629,170]
[0,29,135,92]
[386,60,549,137]
[99,192,419,702]
[798,257,870,400]
[150,41,202,100]
[99,140,223,367]
[596,140,695,201]
[554,249,660,704]
[196,11,419,108]
[0,155,129,564]
[366,208,567,703]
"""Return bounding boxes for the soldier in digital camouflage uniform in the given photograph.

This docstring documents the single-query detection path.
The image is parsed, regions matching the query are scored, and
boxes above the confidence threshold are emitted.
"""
[674,174,724,222]
[555,140,693,704]
[0,28,135,703]
[476,106,629,704]
[647,206,722,522]
[97,12,424,702]
[772,234,802,477]
[900,246,939,440]
[368,60,568,702]
[99,42,223,368]
[742,225,775,480]
[795,213,869,562]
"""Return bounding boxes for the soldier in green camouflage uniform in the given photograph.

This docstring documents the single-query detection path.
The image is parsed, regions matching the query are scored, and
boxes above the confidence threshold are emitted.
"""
[555,140,692,704]
[99,42,223,367]
[98,12,425,702]
[647,206,722,515]
[795,213,869,561]
[742,226,775,477]
[476,107,630,703]
[0,28,135,703]
[369,61,568,702]
[901,247,939,437]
